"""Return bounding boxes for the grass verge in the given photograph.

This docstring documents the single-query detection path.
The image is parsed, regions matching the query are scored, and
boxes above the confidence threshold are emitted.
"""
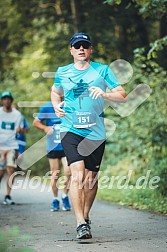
[97,188,167,214]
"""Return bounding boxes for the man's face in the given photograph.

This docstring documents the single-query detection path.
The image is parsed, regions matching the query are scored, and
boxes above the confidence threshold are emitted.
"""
[70,41,92,63]
[1,97,13,110]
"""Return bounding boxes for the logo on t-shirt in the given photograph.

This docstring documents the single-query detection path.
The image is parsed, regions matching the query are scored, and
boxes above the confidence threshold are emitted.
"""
[1,121,15,130]
[69,78,93,109]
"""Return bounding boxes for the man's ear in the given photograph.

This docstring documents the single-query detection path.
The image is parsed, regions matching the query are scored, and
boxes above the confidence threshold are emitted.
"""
[70,47,73,55]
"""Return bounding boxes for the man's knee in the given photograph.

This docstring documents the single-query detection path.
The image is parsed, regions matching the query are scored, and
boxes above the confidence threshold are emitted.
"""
[71,171,84,188]
[51,169,60,179]
[86,171,98,189]
[64,168,71,178]
[6,166,15,175]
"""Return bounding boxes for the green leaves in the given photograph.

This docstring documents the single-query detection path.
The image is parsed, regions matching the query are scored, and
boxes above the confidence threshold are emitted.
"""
[147,36,167,59]
[0,226,35,252]
[104,0,122,5]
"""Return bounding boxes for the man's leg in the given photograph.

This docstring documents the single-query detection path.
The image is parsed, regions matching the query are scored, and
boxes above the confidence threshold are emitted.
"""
[83,140,105,220]
[70,161,92,239]
[84,169,98,220]
[0,150,6,187]
[61,157,71,211]
[48,158,60,197]
[0,169,5,186]
[6,166,15,196]
[2,150,17,204]
[70,160,85,225]
[49,158,62,211]
[61,157,71,194]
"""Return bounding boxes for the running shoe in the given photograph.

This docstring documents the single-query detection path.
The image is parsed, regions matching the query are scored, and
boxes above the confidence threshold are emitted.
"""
[85,218,91,229]
[76,223,92,239]
[3,195,15,205]
[51,199,60,211]
[62,196,71,211]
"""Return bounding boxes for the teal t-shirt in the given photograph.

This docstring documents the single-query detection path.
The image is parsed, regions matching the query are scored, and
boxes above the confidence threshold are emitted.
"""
[54,61,119,140]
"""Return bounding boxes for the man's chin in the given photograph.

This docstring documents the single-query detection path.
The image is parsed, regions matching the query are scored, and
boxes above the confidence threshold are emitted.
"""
[76,59,88,63]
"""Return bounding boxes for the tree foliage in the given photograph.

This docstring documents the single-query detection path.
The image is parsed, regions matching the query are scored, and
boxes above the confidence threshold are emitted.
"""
[0,0,166,207]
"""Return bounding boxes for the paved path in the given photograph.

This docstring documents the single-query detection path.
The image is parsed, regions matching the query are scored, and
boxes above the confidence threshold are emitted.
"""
[0,176,167,252]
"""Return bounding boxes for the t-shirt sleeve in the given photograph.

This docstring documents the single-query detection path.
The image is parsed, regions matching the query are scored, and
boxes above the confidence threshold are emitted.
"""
[23,117,29,129]
[36,106,47,122]
[54,68,63,91]
[104,66,120,90]
[16,114,24,129]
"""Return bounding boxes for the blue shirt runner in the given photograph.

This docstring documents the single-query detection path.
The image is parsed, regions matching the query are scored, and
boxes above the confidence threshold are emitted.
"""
[36,101,63,152]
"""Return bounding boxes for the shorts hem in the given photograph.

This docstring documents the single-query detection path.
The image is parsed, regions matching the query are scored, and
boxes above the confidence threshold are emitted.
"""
[47,150,65,159]
[67,157,84,166]
[68,158,100,172]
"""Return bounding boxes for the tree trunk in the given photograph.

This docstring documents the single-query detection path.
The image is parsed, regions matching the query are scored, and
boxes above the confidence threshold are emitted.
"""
[70,0,81,32]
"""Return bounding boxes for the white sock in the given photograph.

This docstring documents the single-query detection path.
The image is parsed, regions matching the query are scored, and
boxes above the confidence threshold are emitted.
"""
[77,221,86,227]
[53,197,59,201]
[62,193,67,199]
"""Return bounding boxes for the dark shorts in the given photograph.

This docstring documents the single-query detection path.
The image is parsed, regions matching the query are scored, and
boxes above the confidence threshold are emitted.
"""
[47,150,65,159]
[61,132,106,172]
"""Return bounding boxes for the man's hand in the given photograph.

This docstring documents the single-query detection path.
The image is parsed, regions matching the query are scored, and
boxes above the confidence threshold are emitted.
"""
[44,126,54,135]
[89,86,104,99]
[54,101,66,118]
[16,128,23,134]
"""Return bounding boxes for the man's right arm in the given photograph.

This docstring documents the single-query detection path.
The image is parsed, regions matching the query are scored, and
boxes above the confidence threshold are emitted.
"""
[33,118,53,134]
[51,86,66,118]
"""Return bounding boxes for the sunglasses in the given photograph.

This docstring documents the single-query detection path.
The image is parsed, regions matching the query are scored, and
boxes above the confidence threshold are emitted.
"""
[73,41,91,49]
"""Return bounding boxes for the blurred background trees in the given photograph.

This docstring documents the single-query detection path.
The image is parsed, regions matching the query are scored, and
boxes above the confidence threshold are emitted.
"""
[0,0,166,211]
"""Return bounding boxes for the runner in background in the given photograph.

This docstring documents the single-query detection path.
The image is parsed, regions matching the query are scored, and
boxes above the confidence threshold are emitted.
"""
[0,91,24,204]
[33,101,71,211]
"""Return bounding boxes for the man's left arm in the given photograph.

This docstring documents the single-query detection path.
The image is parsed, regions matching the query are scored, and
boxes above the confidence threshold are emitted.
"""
[103,86,127,102]
[16,114,25,134]
[89,85,127,102]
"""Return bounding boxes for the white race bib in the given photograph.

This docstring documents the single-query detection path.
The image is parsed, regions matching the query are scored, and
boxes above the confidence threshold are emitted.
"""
[72,111,96,128]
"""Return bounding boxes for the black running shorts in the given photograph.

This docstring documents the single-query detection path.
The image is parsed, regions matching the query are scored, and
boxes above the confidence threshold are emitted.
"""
[47,150,65,159]
[60,132,106,172]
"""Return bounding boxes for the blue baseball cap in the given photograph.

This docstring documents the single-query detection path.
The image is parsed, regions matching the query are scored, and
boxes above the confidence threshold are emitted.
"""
[1,91,14,100]
[70,32,91,46]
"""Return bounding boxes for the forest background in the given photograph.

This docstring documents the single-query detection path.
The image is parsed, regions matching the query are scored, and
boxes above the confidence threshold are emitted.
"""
[0,0,167,213]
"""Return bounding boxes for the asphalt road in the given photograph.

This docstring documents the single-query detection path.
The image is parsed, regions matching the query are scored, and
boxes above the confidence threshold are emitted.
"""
[0,175,167,252]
